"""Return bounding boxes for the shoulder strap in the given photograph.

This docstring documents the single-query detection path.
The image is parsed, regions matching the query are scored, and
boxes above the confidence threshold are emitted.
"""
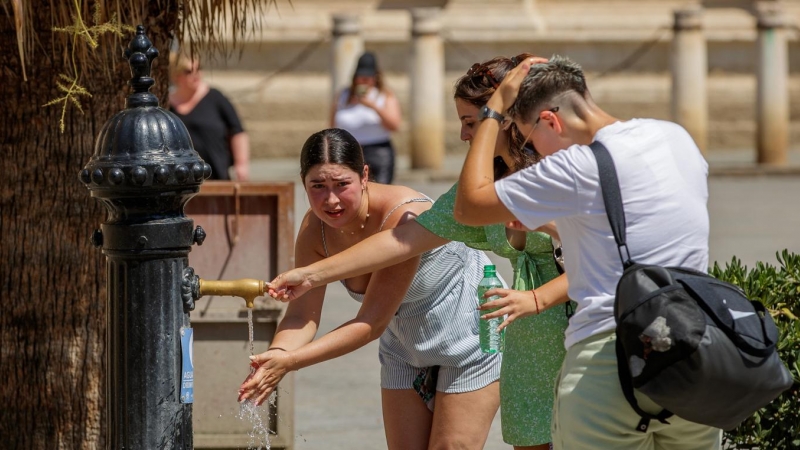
[588,141,633,268]
[379,198,432,231]
[616,340,673,432]
[591,141,673,430]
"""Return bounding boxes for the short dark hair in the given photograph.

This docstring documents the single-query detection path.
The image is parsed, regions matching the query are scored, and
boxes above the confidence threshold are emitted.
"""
[508,55,588,123]
[300,128,365,181]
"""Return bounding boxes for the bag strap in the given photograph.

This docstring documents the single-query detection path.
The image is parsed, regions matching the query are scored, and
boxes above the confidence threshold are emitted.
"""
[615,339,673,432]
[591,141,674,430]
[588,141,633,268]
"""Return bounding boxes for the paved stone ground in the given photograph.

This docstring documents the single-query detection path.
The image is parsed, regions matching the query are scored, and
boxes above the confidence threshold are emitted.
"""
[248,152,800,450]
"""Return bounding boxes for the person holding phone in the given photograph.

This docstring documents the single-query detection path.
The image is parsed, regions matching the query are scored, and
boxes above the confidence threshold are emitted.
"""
[331,52,402,184]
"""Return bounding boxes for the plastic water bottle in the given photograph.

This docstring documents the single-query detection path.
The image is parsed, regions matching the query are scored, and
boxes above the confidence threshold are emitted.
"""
[477,265,504,353]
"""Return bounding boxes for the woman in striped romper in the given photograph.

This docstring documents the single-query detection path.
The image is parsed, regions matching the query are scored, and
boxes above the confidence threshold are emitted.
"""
[238,127,502,450]
[256,56,572,450]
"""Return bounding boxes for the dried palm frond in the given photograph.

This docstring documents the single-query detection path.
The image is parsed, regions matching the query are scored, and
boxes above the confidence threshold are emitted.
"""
[6,0,283,77]
[4,0,31,81]
[176,0,280,62]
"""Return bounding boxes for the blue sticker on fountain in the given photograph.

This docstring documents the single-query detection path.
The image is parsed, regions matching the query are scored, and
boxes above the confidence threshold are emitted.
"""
[180,327,194,404]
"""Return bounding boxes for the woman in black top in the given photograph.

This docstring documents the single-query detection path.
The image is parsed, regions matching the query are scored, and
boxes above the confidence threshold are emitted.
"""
[169,53,251,181]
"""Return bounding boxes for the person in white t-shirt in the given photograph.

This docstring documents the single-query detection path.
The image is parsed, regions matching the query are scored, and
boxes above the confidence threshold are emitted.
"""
[453,55,722,449]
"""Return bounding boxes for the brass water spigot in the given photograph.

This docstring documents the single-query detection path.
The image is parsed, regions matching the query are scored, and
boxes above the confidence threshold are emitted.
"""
[181,267,267,310]
[198,278,267,309]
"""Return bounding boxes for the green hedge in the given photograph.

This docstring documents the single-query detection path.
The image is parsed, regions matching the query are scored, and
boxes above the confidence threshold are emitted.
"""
[710,250,800,449]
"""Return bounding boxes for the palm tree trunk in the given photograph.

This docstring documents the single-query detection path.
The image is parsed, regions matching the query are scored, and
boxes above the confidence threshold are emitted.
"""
[0,2,176,447]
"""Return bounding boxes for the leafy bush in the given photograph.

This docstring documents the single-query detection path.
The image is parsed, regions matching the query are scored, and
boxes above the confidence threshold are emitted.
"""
[710,250,800,449]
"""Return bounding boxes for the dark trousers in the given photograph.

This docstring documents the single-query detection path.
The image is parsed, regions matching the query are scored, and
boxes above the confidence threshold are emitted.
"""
[362,141,395,184]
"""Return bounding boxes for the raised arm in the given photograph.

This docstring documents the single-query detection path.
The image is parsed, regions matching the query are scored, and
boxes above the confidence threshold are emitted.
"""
[455,57,546,226]
[454,114,514,226]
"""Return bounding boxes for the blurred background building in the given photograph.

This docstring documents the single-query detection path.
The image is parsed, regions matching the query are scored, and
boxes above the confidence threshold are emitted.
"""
[196,0,800,167]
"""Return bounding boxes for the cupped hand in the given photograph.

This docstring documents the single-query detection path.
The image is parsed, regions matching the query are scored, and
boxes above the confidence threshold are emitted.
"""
[267,268,314,302]
[237,349,294,406]
[487,56,549,114]
[478,288,540,332]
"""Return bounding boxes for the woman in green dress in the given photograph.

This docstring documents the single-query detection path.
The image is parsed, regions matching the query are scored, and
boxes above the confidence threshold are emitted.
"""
[266,55,571,450]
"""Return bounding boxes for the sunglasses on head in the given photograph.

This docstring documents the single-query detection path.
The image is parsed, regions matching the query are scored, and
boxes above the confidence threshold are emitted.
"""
[466,63,500,88]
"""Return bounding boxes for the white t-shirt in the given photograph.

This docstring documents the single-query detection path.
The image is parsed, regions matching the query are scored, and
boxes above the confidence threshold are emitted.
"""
[334,88,391,146]
[495,119,709,349]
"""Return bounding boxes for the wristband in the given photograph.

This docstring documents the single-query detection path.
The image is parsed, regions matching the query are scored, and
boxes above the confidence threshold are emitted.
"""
[478,105,505,122]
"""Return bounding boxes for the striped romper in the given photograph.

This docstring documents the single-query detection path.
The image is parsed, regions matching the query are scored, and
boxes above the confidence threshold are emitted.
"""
[322,197,503,400]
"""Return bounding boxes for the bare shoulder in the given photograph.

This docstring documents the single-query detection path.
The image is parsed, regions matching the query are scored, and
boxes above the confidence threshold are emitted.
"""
[368,183,432,229]
[295,208,325,256]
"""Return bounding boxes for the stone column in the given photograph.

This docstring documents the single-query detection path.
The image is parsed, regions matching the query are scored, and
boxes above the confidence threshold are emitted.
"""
[331,14,363,101]
[521,0,547,31]
[410,8,445,170]
[671,7,708,153]
[755,2,789,165]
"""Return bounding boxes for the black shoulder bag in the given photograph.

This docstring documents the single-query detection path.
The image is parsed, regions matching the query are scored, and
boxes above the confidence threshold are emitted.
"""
[589,141,793,432]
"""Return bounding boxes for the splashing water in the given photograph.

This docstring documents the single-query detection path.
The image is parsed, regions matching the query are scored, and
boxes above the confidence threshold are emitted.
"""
[237,395,275,450]
[237,308,276,449]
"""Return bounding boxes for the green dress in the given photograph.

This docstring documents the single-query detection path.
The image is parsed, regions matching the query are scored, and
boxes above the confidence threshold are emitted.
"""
[416,183,568,446]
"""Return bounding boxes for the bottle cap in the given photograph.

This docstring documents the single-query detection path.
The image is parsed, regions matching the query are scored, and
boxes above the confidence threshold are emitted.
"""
[483,264,496,273]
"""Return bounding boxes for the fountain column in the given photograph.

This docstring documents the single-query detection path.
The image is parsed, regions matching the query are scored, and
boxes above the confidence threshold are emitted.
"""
[80,26,210,449]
